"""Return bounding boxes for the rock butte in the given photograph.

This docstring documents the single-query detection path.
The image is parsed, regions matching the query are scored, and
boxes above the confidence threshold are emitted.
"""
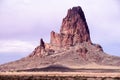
[29,6,93,57]
[0,6,120,72]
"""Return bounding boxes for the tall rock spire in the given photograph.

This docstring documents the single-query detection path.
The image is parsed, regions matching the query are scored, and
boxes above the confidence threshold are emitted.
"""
[2,6,120,72]
[51,6,91,47]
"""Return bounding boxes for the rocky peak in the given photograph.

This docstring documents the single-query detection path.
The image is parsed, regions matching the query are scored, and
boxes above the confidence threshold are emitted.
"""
[40,38,45,49]
[29,6,94,58]
[50,6,91,47]
[29,38,46,57]
[66,6,86,23]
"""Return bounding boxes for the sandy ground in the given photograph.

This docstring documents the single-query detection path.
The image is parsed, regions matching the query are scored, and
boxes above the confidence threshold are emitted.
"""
[0,72,120,78]
[67,63,120,69]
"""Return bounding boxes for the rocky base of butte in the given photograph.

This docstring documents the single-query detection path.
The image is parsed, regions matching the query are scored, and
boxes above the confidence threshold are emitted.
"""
[0,6,120,72]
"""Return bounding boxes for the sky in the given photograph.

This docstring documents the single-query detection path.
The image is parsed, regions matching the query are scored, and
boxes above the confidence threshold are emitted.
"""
[0,0,120,64]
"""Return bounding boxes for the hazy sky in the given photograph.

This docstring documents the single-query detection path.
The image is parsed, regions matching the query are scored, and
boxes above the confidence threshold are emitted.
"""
[0,0,120,64]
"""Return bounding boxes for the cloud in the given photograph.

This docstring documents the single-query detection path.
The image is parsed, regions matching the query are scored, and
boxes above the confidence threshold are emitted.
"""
[0,40,37,53]
[0,0,69,41]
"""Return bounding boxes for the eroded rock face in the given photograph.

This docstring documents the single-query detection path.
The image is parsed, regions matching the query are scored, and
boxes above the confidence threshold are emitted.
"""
[50,31,61,46]
[29,6,102,58]
[29,38,46,57]
[93,44,103,52]
[50,6,91,47]
[76,47,88,59]
[40,38,45,49]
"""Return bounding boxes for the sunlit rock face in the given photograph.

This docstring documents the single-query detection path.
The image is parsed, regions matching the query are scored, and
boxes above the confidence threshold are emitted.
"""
[50,6,91,47]
[29,6,99,57]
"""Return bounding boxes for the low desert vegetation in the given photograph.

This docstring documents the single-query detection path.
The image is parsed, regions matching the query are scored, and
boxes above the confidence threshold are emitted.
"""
[0,75,120,80]
[0,72,120,80]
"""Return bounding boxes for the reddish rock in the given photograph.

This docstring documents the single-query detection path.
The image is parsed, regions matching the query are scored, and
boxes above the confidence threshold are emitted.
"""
[93,44,103,51]
[40,38,45,49]
[50,6,91,47]
[76,47,88,60]
[29,38,46,57]
[50,31,61,47]
[29,6,102,58]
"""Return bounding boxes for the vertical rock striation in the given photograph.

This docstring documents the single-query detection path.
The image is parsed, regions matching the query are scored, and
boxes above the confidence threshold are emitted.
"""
[30,6,93,57]
[50,6,91,47]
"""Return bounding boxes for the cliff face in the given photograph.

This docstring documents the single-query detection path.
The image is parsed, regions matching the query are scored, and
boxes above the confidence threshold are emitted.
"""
[29,6,93,57]
[50,6,91,47]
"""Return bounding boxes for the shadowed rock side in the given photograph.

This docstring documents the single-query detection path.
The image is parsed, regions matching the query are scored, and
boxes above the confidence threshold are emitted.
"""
[0,6,120,72]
